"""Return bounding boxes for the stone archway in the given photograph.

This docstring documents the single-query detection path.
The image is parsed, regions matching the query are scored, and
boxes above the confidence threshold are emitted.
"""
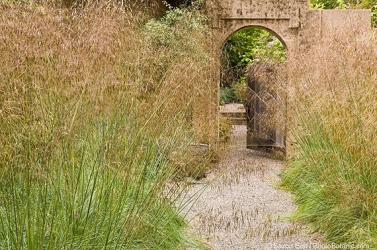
[198,0,372,148]
[221,26,289,150]
[221,25,289,50]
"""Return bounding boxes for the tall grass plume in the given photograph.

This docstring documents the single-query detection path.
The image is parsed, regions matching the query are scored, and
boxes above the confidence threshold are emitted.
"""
[0,3,213,248]
[283,27,377,247]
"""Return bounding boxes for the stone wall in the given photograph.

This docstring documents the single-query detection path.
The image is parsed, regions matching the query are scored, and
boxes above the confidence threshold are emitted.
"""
[299,9,372,51]
[202,0,372,147]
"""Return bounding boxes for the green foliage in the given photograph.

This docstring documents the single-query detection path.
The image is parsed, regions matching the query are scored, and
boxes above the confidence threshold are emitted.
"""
[373,4,377,26]
[0,111,188,249]
[219,78,247,104]
[220,28,286,104]
[222,29,286,86]
[311,0,376,8]
[283,111,377,248]
[220,87,237,105]
[144,8,207,47]
[310,0,340,8]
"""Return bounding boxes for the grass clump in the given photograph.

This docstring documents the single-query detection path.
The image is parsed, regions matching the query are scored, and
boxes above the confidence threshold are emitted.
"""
[0,114,187,249]
[0,3,213,249]
[283,30,377,247]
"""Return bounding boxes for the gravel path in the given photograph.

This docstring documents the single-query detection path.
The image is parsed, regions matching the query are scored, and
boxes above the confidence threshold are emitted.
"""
[183,125,323,250]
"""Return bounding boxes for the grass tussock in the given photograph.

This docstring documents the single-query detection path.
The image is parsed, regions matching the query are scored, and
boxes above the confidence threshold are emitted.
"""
[0,3,213,249]
[283,29,377,247]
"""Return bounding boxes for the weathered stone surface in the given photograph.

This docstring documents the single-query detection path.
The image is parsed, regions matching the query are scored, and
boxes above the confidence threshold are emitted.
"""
[199,0,372,148]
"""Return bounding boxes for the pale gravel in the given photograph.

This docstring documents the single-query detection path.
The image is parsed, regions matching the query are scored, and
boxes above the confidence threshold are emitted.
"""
[182,125,324,250]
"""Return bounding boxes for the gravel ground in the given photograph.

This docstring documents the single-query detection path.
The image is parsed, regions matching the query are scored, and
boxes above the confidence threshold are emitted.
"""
[183,125,323,250]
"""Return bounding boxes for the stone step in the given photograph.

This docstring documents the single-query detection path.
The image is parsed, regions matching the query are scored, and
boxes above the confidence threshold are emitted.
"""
[220,113,247,125]
[220,111,246,119]
[228,117,247,126]
[220,104,247,125]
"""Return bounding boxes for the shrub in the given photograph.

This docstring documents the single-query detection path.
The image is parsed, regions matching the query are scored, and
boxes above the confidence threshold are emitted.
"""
[220,87,237,105]
[219,78,248,104]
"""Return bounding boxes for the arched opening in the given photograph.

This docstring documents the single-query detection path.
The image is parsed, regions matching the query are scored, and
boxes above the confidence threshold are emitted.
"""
[219,26,288,153]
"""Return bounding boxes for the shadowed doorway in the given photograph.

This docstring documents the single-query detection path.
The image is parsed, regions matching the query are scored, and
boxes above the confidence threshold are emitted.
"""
[220,26,287,152]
